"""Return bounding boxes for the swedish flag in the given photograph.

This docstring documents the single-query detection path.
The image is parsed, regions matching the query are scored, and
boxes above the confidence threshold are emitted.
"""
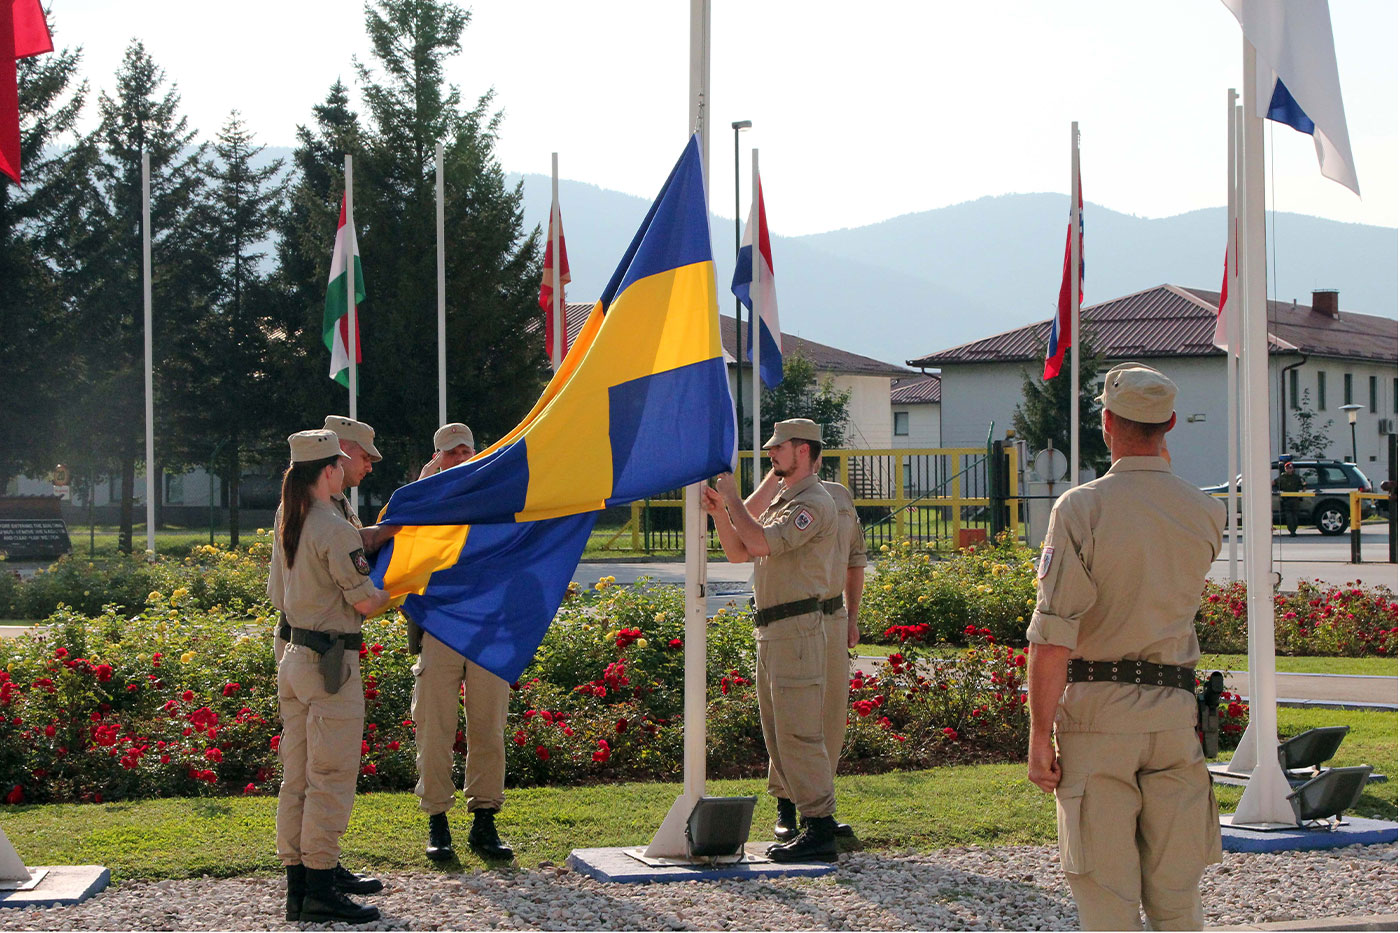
[372,136,735,682]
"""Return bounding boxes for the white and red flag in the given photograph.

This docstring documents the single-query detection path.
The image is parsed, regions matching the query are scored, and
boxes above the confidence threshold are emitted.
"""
[1043,170,1083,380]
[323,194,365,387]
[1,0,53,184]
[539,198,571,364]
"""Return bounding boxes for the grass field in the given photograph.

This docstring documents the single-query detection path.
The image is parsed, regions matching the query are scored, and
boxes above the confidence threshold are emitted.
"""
[1,708,1391,883]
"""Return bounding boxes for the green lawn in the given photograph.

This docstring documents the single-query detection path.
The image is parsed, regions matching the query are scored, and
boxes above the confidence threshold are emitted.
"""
[855,644,1397,677]
[2,708,1391,883]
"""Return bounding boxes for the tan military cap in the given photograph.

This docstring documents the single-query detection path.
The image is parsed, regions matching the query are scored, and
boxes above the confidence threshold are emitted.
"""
[289,429,352,463]
[433,423,475,452]
[1097,365,1177,423]
[763,418,823,449]
[323,415,382,461]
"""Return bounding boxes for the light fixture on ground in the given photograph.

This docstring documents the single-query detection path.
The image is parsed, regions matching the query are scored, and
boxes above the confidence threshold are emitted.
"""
[684,795,757,860]
[1277,725,1349,777]
[1287,765,1373,827]
[1340,403,1362,463]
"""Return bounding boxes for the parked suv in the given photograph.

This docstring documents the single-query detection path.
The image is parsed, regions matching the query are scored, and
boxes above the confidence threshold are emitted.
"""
[1202,459,1373,535]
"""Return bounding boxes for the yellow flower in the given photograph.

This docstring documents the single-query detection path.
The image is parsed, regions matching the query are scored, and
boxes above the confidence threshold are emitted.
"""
[654,612,666,623]
[880,544,889,552]
[883,584,893,592]
[171,587,189,601]
[917,595,927,603]
[257,528,267,536]
[715,608,726,616]
[1017,616,1024,622]
[167,610,179,619]
[636,638,648,648]
[594,582,606,592]
[147,591,163,604]
[180,651,196,664]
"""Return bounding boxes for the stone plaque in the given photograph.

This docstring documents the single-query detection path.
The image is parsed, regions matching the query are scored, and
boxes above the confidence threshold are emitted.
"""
[0,519,71,560]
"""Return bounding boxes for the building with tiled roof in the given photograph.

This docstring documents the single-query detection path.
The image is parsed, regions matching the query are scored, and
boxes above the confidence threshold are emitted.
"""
[906,285,1398,485]
[889,374,942,448]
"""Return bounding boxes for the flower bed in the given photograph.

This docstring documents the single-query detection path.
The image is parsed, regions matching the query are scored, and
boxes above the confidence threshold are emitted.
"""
[1196,579,1398,657]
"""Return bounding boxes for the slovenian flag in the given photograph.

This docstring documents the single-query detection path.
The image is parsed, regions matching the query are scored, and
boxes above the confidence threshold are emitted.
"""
[1043,170,1083,381]
[1221,0,1359,195]
[323,194,365,388]
[732,170,782,388]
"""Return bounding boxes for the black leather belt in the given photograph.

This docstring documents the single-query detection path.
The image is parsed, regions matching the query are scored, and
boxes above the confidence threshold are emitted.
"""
[278,620,362,652]
[754,595,844,627]
[1067,658,1196,693]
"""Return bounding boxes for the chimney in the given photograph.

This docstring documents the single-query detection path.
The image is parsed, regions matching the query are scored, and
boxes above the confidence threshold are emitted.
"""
[1311,289,1340,319]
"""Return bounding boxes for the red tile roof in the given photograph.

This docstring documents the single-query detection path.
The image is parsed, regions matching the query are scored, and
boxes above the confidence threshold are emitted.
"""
[890,374,941,404]
[908,285,1398,367]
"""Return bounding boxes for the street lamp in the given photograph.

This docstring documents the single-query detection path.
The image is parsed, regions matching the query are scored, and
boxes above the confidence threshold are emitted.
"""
[1340,404,1362,463]
[731,119,751,484]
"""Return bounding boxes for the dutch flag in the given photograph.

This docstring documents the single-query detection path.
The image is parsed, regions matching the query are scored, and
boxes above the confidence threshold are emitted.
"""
[732,171,782,389]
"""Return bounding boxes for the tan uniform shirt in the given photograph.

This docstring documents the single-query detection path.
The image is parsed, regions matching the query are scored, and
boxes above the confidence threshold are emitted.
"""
[821,481,867,599]
[331,492,363,529]
[1026,456,1226,734]
[754,474,839,610]
[273,499,379,635]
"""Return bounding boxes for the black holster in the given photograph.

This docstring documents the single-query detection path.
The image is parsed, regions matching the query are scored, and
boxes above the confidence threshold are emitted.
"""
[1196,670,1225,757]
[284,626,360,695]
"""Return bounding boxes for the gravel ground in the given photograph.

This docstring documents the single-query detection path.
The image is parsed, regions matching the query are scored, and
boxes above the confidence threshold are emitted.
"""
[0,844,1394,931]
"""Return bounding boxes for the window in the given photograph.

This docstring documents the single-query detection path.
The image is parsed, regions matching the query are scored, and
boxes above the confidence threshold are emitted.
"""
[1371,376,1379,414]
[1289,369,1299,409]
[1318,466,1349,486]
[893,411,909,436]
[1317,372,1326,411]
[1344,373,1353,406]
[1393,377,1397,414]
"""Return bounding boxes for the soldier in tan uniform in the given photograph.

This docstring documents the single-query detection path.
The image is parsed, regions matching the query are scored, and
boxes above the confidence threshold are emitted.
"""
[409,423,515,862]
[703,418,844,863]
[1026,365,1226,931]
[271,430,394,925]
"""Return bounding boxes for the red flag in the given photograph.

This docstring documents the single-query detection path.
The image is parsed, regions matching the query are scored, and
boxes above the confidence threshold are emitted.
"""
[1,0,53,184]
[1043,171,1083,380]
[538,200,571,362]
[1212,219,1239,350]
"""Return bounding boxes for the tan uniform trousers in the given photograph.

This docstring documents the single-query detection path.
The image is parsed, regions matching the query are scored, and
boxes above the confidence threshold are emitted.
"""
[1054,728,1223,931]
[767,612,850,800]
[411,631,509,814]
[756,612,836,818]
[276,643,364,870]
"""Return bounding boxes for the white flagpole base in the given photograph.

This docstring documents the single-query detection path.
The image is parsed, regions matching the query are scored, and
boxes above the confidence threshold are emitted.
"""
[0,827,32,883]
[643,792,702,859]
[1226,722,1257,774]
[1231,757,1297,827]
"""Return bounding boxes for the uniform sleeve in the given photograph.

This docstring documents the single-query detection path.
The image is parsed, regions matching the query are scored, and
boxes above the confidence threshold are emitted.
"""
[266,513,285,611]
[322,520,381,607]
[1025,499,1096,650]
[846,513,867,568]
[763,499,834,558]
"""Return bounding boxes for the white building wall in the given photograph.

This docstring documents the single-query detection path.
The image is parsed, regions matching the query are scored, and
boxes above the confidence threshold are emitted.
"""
[892,403,941,449]
[725,365,895,450]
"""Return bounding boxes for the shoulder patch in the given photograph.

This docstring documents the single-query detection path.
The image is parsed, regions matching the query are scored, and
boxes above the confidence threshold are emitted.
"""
[350,547,371,576]
[1037,545,1055,579]
[793,508,814,531]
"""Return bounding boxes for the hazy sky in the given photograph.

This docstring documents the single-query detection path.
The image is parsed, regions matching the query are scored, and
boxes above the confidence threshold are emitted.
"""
[49,0,1398,235]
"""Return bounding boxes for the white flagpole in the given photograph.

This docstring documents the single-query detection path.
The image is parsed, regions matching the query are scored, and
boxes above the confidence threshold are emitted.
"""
[551,152,563,371]
[646,0,710,859]
[345,154,359,514]
[436,141,447,426]
[1231,38,1294,827]
[142,151,156,559]
[1226,90,1240,582]
[751,151,762,491]
[1068,122,1081,487]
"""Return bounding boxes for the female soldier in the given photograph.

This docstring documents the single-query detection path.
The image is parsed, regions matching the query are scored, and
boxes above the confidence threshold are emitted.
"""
[272,430,391,924]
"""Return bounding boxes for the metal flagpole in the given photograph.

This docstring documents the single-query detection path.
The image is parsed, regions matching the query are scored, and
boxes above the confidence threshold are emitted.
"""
[751,151,762,492]
[1068,123,1081,488]
[551,153,563,370]
[645,0,710,859]
[1226,90,1240,582]
[437,142,447,426]
[142,151,156,558]
[1231,38,1294,827]
[345,154,359,514]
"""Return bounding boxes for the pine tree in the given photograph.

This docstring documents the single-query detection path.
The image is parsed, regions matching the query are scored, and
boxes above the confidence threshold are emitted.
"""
[1011,339,1109,477]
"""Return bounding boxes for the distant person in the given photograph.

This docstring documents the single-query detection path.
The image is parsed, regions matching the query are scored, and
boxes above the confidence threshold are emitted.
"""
[1277,460,1304,536]
[1026,365,1226,930]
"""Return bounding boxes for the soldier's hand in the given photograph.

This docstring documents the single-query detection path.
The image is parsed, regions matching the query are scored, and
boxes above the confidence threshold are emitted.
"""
[847,619,860,649]
[700,485,725,516]
[1027,735,1061,793]
[713,472,739,501]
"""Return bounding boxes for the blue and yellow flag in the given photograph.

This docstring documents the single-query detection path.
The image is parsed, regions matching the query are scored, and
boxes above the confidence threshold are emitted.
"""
[371,135,735,682]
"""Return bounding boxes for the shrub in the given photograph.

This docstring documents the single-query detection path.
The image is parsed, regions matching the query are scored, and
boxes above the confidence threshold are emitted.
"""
[1197,579,1397,657]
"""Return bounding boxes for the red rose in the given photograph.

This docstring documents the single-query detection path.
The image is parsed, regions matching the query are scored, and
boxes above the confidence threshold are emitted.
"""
[160,754,171,764]
[243,783,257,795]
[53,647,67,659]
[513,730,527,746]
[615,718,628,733]
[370,644,383,656]
[387,741,399,751]
[270,735,280,751]
[181,690,194,703]
[942,727,958,740]
[221,683,240,697]
[44,724,55,737]
[361,740,370,756]
[360,762,377,776]
[536,745,550,761]
[4,785,21,805]
[94,664,113,682]
[204,748,223,763]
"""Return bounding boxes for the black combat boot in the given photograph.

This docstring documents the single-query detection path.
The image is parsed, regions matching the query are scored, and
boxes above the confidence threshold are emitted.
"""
[426,812,454,862]
[467,808,515,860]
[299,867,381,924]
[766,814,838,863]
[331,862,383,894]
[285,863,306,922]
[773,797,798,842]
[833,816,855,838]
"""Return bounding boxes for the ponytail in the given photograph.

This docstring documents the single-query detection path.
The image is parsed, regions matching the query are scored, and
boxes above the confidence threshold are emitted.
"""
[278,455,341,568]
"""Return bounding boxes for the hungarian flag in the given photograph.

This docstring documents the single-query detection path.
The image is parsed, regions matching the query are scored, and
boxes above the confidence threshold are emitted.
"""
[1043,170,1083,380]
[538,199,571,363]
[323,193,365,387]
[1,0,54,185]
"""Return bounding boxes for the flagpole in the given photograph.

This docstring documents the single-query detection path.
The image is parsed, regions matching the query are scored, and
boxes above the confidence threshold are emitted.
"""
[436,141,447,426]
[345,154,359,514]
[750,151,762,491]
[1068,122,1081,487]
[551,152,563,370]
[1231,37,1294,828]
[645,0,710,860]
[1225,90,1240,583]
[142,151,156,559]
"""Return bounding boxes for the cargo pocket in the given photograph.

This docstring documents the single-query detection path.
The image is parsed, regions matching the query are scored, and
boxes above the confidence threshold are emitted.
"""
[1201,780,1224,864]
[1054,778,1092,875]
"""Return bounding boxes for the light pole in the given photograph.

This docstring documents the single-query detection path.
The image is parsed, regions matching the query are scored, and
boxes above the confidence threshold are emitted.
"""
[1340,404,1362,464]
[731,119,751,485]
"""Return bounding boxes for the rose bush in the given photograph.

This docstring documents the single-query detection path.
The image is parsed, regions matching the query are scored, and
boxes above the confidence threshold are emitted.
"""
[1196,579,1397,657]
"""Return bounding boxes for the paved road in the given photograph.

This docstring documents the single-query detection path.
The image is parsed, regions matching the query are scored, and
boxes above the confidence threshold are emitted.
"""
[1211,526,1397,589]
